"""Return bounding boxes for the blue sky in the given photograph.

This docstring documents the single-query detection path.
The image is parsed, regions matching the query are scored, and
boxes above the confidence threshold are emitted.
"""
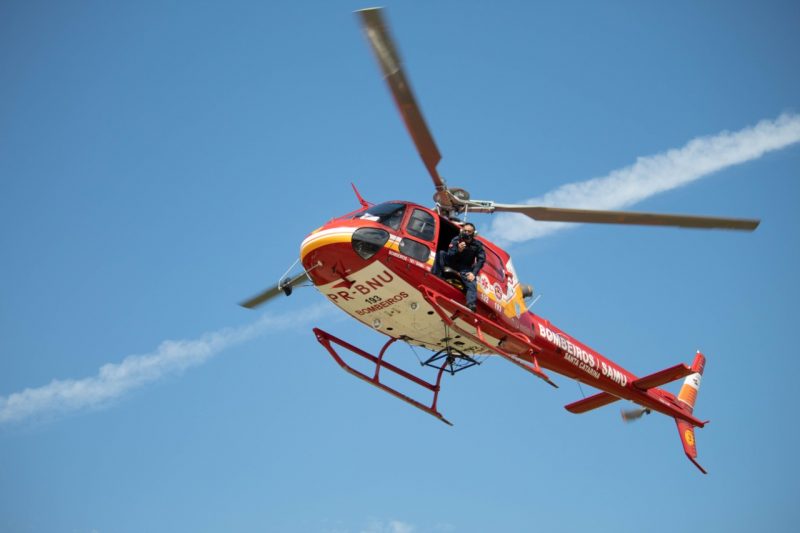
[2,1,799,532]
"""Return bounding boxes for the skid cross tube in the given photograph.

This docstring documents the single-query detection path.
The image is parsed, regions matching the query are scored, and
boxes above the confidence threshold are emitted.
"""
[313,327,452,425]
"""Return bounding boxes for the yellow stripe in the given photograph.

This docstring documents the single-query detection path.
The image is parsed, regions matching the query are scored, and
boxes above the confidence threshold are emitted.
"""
[300,231,353,260]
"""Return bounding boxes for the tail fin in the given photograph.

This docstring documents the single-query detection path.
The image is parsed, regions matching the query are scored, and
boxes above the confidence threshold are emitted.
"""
[676,419,706,474]
[675,352,708,474]
[677,351,705,411]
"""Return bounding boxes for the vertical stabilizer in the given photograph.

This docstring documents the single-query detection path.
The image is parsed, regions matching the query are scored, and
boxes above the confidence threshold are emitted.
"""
[675,351,707,473]
[677,351,705,412]
[676,418,707,474]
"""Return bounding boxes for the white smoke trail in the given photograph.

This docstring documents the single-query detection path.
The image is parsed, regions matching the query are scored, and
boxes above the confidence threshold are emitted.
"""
[486,113,800,244]
[0,304,333,425]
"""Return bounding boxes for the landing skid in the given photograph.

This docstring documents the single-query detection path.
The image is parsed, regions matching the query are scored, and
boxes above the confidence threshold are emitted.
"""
[313,327,454,425]
[313,286,562,425]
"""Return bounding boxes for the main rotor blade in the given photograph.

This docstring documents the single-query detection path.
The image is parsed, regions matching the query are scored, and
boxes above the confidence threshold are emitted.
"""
[357,8,446,192]
[239,270,309,309]
[491,204,761,231]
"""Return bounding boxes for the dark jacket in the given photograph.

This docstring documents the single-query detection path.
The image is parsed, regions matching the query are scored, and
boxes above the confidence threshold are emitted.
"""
[445,235,486,275]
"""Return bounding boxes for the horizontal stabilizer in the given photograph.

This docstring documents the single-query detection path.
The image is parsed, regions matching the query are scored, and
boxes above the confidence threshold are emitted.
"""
[565,391,620,414]
[632,363,693,391]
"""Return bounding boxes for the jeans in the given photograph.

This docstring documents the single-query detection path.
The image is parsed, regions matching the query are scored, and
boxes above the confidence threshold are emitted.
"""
[460,272,477,307]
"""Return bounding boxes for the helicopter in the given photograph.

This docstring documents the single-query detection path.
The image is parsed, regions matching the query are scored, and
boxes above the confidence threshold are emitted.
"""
[241,8,759,474]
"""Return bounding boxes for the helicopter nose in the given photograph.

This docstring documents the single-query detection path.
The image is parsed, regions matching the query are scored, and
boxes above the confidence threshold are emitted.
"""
[299,226,358,284]
[300,227,355,263]
[300,225,393,285]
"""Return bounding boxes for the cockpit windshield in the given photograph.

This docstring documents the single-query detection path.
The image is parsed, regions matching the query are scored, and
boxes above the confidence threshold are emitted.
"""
[353,202,406,230]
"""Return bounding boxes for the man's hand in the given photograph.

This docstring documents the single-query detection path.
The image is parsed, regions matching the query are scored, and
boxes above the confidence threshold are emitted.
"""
[457,241,467,252]
[465,272,475,282]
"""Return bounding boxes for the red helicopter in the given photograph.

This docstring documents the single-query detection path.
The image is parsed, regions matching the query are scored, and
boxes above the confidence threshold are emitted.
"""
[242,8,759,474]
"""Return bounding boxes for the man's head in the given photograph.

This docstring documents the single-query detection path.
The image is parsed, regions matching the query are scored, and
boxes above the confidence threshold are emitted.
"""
[460,222,476,241]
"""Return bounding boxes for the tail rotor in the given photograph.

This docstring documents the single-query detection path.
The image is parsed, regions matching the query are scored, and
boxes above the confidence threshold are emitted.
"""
[620,406,651,422]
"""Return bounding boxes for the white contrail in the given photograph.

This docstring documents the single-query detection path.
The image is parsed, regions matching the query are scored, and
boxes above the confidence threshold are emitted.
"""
[486,113,800,244]
[0,304,333,425]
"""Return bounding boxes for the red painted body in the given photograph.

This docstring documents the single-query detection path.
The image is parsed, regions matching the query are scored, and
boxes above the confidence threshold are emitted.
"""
[299,199,709,473]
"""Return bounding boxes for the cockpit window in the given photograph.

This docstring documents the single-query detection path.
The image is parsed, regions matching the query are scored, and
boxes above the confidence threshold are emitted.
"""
[406,208,436,241]
[354,202,406,231]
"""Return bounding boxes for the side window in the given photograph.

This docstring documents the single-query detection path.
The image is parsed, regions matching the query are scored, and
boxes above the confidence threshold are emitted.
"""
[484,248,506,282]
[399,238,431,263]
[406,209,436,242]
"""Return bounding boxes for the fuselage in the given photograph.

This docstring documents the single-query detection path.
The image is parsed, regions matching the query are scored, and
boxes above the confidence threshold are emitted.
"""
[300,201,699,424]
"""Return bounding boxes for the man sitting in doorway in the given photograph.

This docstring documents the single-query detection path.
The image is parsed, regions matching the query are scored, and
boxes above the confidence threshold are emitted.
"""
[442,222,485,312]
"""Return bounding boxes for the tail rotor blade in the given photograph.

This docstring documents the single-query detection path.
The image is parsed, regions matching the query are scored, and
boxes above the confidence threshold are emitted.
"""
[621,407,651,423]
